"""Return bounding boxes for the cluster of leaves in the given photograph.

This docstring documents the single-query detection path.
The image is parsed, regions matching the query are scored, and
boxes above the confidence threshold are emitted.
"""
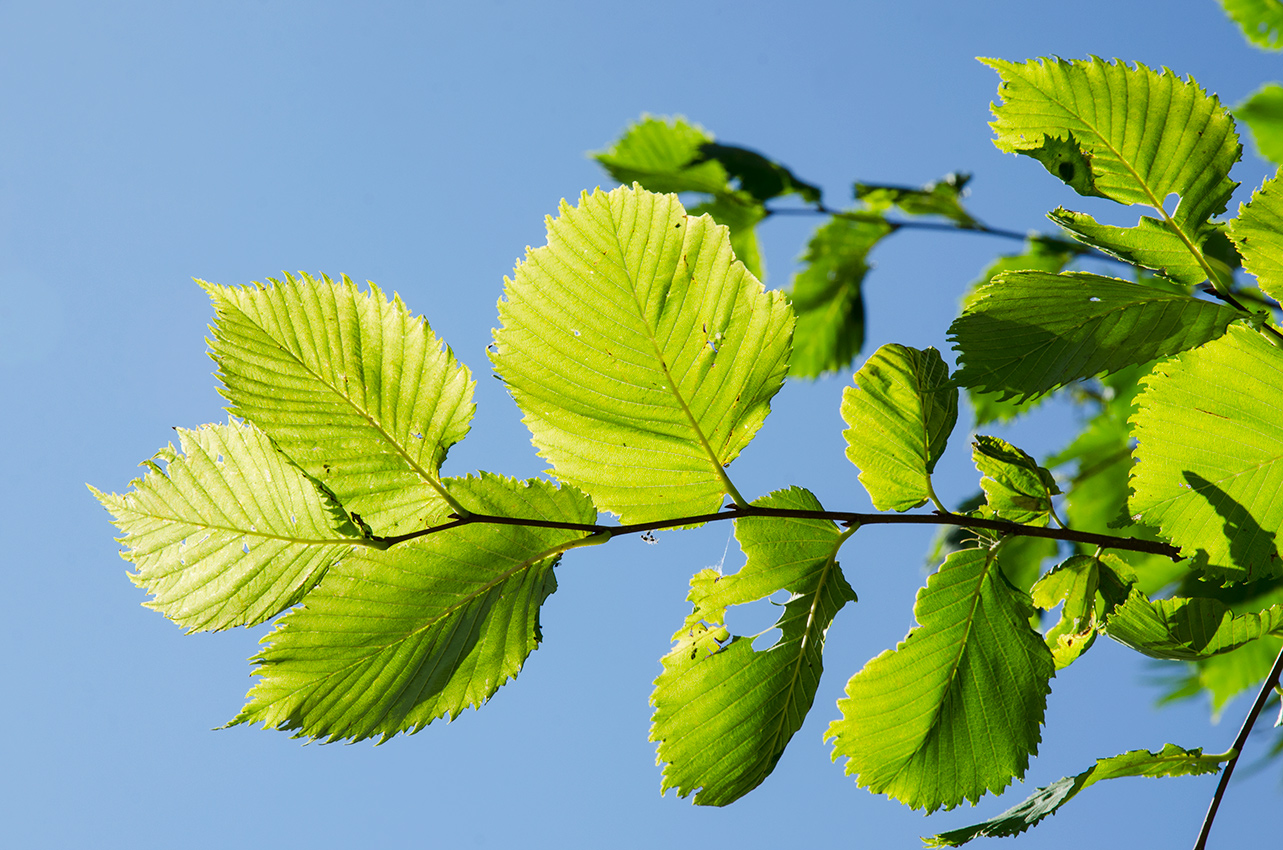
[95,26,1283,849]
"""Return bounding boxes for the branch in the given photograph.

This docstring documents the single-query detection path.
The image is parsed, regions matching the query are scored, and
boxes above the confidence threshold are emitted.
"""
[1192,642,1283,850]
[374,503,1182,559]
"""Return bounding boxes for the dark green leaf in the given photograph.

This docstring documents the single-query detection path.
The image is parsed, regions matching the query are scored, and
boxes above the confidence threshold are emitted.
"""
[855,172,977,227]
[694,141,822,203]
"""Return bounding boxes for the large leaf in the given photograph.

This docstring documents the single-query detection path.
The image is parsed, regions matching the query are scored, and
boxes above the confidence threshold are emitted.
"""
[1227,169,1283,304]
[1221,0,1283,49]
[984,57,1239,285]
[984,56,1239,224]
[925,744,1226,846]
[1235,84,1283,164]
[1131,323,1283,581]
[492,186,793,522]
[92,422,367,632]
[205,273,475,536]
[826,548,1054,812]
[840,344,958,511]
[229,473,597,743]
[973,435,1060,525]
[1103,586,1283,659]
[593,115,729,195]
[650,487,856,806]
[789,216,894,378]
[949,271,1241,400]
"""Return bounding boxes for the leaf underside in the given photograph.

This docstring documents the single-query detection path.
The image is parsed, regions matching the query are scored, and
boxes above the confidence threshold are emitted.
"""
[826,548,1054,812]
[92,421,363,632]
[229,474,596,743]
[492,186,792,523]
[650,487,855,806]
[1103,585,1283,659]
[949,271,1240,400]
[841,344,958,511]
[206,272,475,536]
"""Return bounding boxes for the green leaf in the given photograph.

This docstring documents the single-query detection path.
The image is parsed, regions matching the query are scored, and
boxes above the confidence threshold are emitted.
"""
[1048,208,1208,285]
[1131,323,1283,581]
[983,57,1240,227]
[593,115,730,195]
[925,744,1226,846]
[789,216,894,378]
[949,271,1241,400]
[1030,555,1100,669]
[826,548,1054,812]
[650,487,856,806]
[694,141,822,203]
[1220,0,1283,49]
[1228,169,1283,304]
[229,473,597,743]
[856,173,977,227]
[840,344,958,511]
[1235,84,1283,164]
[983,57,1240,287]
[205,273,475,536]
[91,422,366,632]
[492,186,792,523]
[973,435,1060,525]
[689,195,768,281]
[1104,586,1283,659]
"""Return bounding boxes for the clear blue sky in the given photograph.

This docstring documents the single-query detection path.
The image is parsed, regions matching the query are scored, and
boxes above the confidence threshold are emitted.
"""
[2,1,1278,847]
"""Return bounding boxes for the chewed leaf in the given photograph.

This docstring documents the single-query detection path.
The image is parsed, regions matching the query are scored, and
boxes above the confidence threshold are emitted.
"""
[492,186,792,523]
[206,273,475,536]
[841,345,957,511]
[229,474,596,743]
[91,422,366,632]
[651,487,855,806]
[1130,323,1283,581]
[1103,586,1283,659]
[1049,209,1210,285]
[973,435,1060,525]
[926,744,1226,846]
[826,548,1054,812]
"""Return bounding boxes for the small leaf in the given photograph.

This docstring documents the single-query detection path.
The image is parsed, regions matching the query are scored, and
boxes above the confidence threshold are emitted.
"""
[949,271,1241,400]
[855,173,977,227]
[1235,84,1283,164]
[694,141,822,203]
[651,487,855,806]
[925,744,1227,846]
[841,345,957,511]
[206,273,475,535]
[789,215,894,378]
[1227,168,1283,304]
[593,115,730,195]
[91,422,365,632]
[1103,586,1283,659]
[1030,555,1100,669]
[492,186,792,522]
[1220,0,1283,50]
[973,435,1061,525]
[229,473,596,743]
[1131,323,1283,581]
[826,548,1054,812]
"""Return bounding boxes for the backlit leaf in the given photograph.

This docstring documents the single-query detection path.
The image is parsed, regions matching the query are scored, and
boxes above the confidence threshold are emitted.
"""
[826,548,1054,812]
[1221,0,1283,49]
[841,345,957,511]
[1235,84,1283,164]
[206,273,475,536]
[973,435,1060,525]
[925,744,1226,846]
[949,271,1241,400]
[229,473,597,743]
[1227,169,1283,304]
[593,115,729,195]
[689,194,768,281]
[856,172,976,227]
[492,186,792,523]
[789,215,894,378]
[651,487,855,806]
[1131,323,1283,581]
[1103,586,1283,659]
[1049,208,1208,285]
[1030,555,1100,669]
[91,422,366,632]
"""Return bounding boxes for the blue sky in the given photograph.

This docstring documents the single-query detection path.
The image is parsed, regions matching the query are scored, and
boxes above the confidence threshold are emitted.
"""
[2,1,1280,847]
